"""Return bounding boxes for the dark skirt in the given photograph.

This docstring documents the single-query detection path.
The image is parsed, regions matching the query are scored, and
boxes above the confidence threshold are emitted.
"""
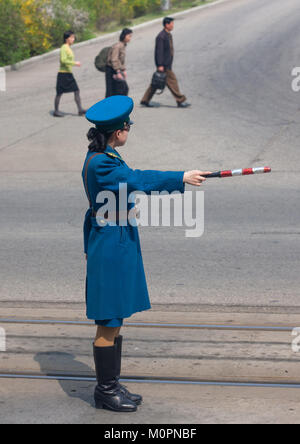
[105,66,129,98]
[56,72,79,95]
[95,319,124,327]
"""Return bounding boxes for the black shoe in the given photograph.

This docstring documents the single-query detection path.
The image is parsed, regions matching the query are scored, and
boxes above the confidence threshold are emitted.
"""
[94,383,137,412]
[177,102,191,108]
[115,336,143,405]
[93,344,137,412]
[140,101,154,108]
[78,109,87,116]
[117,380,142,406]
[53,110,64,117]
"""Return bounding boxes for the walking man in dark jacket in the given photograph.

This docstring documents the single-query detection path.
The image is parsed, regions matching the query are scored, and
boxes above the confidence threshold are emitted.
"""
[141,17,190,108]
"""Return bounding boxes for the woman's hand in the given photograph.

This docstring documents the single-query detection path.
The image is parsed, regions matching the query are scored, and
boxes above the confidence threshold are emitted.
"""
[183,170,212,186]
[75,61,81,67]
[115,72,124,81]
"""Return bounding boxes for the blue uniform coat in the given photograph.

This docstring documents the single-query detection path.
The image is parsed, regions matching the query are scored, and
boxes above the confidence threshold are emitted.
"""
[82,146,185,321]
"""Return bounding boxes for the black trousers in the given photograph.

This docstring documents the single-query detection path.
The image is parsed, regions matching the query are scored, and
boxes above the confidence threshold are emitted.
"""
[105,66,129,98]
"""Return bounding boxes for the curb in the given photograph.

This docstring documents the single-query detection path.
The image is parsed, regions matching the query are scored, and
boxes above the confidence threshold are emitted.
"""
[3,0,232,72]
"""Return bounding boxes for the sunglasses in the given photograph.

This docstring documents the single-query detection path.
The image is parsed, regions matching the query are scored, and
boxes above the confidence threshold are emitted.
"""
[121,123,131,132]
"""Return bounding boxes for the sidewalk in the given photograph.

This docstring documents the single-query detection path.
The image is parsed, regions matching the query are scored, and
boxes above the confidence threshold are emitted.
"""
[3,0,233,72]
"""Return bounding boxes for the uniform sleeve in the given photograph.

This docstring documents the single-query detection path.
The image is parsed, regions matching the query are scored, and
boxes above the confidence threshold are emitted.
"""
[83,208,92,254]
[95,158,185,195]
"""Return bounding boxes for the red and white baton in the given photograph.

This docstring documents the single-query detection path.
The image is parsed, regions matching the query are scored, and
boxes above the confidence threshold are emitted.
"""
[203,167,271,178]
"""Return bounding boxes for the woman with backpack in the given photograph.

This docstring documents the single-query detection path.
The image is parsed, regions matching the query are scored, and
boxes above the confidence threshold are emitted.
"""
[105,28,133,98]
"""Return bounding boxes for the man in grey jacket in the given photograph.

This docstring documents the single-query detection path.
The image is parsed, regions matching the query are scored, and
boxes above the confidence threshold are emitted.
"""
[141,17,190,108]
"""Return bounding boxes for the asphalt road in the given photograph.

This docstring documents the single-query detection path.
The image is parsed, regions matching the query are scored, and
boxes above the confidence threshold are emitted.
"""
[2,379,300,424]
[0,0,299,309]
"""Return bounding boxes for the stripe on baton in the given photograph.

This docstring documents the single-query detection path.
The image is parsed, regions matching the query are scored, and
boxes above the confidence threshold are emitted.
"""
[203,167,271,179]
[220,167,271,178]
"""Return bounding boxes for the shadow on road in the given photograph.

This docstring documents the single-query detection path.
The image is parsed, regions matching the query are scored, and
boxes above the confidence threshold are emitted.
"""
[139,102,178,109]
[34,352,95,407]
[49,111,80,117]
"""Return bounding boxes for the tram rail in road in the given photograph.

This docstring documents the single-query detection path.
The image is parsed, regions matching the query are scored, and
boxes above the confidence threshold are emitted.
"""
[1,372,300,390]
[0,313,300,386]
[0,317,296,332]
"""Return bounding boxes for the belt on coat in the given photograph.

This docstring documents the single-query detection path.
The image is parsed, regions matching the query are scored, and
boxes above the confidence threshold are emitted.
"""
[91,208,139,221]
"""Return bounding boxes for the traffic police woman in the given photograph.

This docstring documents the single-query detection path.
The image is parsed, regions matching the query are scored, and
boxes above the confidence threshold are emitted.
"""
[82,96,210,412]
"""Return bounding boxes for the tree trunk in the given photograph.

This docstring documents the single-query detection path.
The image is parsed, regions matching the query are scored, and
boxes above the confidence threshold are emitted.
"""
[161,0,171,11]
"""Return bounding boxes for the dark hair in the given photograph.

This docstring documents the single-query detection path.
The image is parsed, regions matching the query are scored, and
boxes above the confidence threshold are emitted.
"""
[163,17,174,27]
[120,28,133,42]
[64,30,75,43]
[87,128,111,152]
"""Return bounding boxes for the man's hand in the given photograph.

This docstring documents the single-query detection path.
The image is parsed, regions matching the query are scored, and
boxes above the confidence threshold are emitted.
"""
[183,171,212,186]
[75,61,81,67]
[158,66,165,72]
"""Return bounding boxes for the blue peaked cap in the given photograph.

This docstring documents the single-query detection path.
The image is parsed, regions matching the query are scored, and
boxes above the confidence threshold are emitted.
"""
[85,96,134,132]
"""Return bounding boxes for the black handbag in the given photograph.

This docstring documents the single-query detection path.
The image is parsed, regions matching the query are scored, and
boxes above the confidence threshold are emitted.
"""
[112,74,129,96]
[151,71,167,95]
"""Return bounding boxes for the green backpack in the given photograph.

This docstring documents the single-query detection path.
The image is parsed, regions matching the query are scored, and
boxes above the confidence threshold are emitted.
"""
[95,47,111,72]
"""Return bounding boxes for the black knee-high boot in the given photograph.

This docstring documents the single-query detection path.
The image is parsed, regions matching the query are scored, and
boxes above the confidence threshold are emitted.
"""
[115,335,143,405]
[93,344,137,412]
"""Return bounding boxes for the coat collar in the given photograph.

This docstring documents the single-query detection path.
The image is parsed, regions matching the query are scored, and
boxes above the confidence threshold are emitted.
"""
[105,145,123,161]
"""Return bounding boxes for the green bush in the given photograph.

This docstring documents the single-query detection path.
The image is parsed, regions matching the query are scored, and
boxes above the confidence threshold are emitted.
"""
[91,0,162,30]
[0,0,208,66]
[130,0,161,18]
[0,0,30,66]
[46,0,91,48]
